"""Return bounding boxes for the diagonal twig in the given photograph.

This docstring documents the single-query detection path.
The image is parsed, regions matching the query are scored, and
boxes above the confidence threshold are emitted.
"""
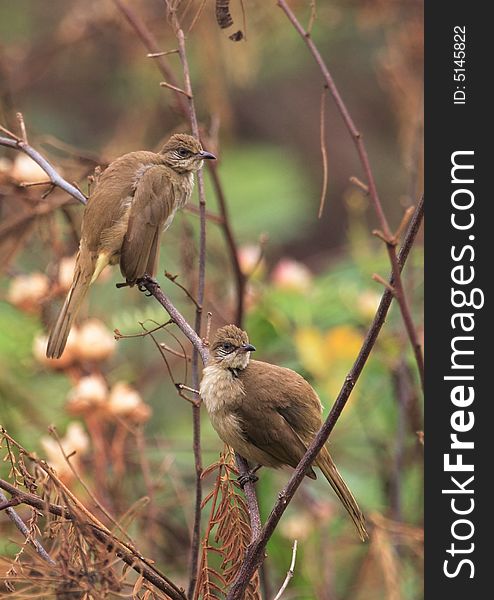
[0,479,186,600]
[0,489,56,566]
[276,0,424,391]
[0,134,87,205]
[272,539,298,600]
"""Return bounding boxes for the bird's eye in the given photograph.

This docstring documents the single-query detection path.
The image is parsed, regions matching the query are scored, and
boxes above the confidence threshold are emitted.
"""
[177,147,189,157]
[221,342,234,352]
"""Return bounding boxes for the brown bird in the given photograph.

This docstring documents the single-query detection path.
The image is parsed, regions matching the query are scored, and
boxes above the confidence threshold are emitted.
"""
[46,133,215,359]
[200,324,368,540]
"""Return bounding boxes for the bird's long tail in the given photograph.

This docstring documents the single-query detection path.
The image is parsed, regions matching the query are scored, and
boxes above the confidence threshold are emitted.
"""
[46,255,91,359]
[317,446,368,541]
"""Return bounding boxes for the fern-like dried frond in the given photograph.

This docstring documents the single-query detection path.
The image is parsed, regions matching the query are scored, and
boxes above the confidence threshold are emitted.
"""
[0,430,181,600]
[195,447,260,600]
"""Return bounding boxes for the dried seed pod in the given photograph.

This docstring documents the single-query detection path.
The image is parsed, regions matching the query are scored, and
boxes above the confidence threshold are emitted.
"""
[229,30,244,42]
[215,1,244,42]
[216,0,234,29]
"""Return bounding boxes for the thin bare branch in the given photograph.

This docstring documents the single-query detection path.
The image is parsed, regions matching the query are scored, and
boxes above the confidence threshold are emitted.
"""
[209,163,246,326]
[307,0,317,35]
[318,86,329,219]
[349,175,369,195]
[187,0,208,34]
[18,179,52,188]
[0,489,56,566]
[235,454,262,541]
[176,383,200,396]
[273,540,298,600]
[16,111,28,143]
[174,23,206,599]
[393,206,416,244]
[165,270,201,309]
[148,49,179,57]
[0,479,187,600]
[184,202,226,225]
[276,0,424,391]
[160,80,193,98]
[0,134,87,204]
[111,0,189,115]
[372,273,396,293]
[114,320,172,340]
[140,276,209,365]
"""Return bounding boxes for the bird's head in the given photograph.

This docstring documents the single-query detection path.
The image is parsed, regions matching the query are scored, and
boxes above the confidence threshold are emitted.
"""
[209,324,256,370]
[160,133,215,173]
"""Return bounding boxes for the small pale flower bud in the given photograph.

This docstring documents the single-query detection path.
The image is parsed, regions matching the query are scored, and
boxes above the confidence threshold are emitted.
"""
[66,374,108,414]
[74,319,116,362]
[63,422,90,455]
[58,254,78,292]
[108,382,142,416]
[11,154,52,184]
[108,382,152,422]
[40,422,89,484]
[7,272,49,313]
[238,245,265,278]
[272,259,312,292]
[33,329,79,369]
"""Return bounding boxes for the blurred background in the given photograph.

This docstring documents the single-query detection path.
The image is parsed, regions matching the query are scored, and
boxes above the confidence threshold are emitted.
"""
[0,1,423,598]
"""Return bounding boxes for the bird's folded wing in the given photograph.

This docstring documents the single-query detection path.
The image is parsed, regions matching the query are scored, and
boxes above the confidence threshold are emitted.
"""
[243,361,324,435]
[234,389,315,475]
[120,166,175,282]
[236,361,327,476]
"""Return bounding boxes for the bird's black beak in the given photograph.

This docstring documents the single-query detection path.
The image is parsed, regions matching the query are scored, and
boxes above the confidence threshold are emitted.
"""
[198,150,216,160]
[240,343,256,353]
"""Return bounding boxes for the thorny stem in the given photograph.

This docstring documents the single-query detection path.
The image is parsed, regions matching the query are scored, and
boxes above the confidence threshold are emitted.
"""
[226,197,424,600]
[276,0,424,391]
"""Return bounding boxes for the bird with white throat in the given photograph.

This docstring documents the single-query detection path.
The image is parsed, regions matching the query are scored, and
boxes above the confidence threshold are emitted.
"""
[200,324,368,541]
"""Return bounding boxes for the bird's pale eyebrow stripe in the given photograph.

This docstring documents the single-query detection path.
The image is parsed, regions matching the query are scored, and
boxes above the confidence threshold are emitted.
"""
[216,344,236,356]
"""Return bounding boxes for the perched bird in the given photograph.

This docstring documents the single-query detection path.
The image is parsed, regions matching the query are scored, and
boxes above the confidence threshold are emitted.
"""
[46,133,215,359]
[200,324,368,540]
